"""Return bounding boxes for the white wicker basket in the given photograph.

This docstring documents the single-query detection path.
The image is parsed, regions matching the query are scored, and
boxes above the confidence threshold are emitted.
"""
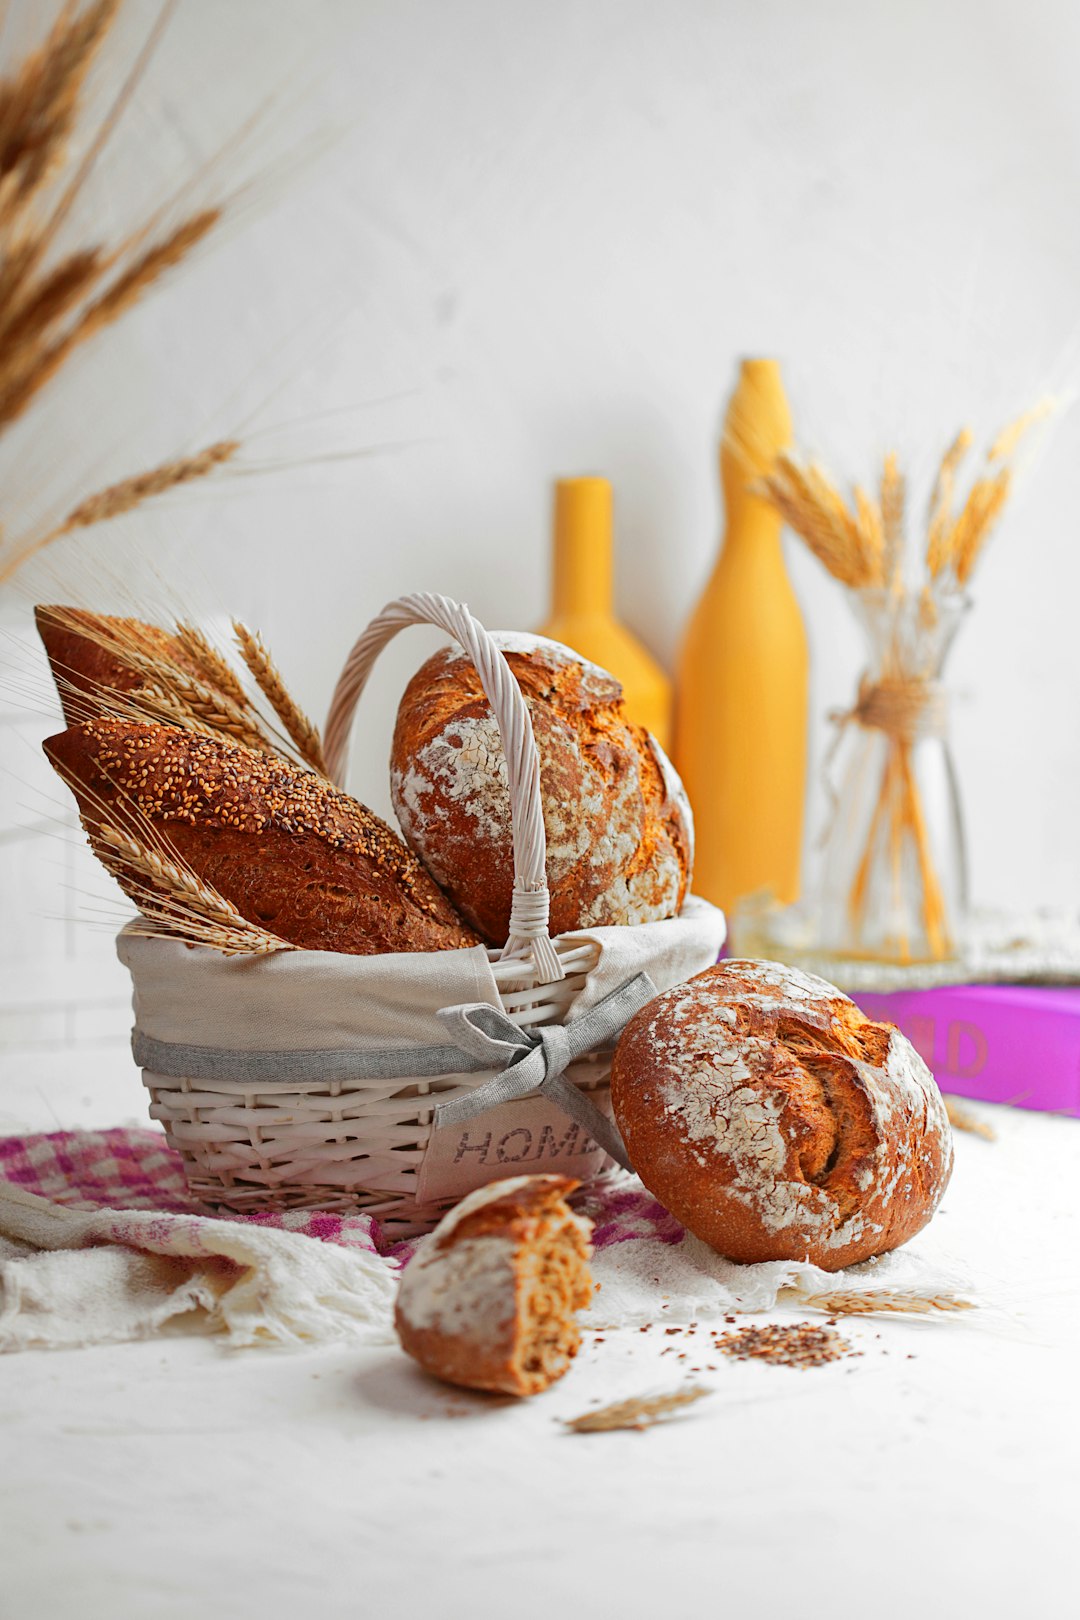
[121,594,725,1236]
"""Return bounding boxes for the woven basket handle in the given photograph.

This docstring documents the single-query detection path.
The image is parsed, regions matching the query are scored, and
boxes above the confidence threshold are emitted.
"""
[324,592,563,985]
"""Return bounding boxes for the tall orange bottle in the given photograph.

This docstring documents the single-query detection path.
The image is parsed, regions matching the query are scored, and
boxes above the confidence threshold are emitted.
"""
[673,360,809,913]
[537,476,673,749]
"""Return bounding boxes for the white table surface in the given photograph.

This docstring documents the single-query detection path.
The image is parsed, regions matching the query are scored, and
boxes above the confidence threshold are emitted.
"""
[2,1041,1078,1620]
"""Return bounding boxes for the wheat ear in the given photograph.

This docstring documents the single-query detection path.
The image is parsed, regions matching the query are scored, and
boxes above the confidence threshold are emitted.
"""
[797,1289,974,1317]
[0,439,239,582]
[944,1096,997,1141]
[173,622,250,708]
[565,1387,710,1433]
[0,0,122,217]
[988,397,1055,463]
[0,208,222,431]
[233,621,329,776]
[880,451,905,587]
[94,823,293,956]
[759,453,883,588]
[947,467,1012,586]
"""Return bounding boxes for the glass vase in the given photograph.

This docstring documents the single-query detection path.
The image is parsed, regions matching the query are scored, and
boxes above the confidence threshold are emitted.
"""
[818,588,969,965]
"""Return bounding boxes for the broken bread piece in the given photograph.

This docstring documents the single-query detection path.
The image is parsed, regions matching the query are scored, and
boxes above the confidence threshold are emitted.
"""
[394,1175,594,1395]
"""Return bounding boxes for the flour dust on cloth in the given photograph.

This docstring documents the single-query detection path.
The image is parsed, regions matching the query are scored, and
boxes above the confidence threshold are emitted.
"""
[0,1132,972,1353]
[568,1178,974,1327]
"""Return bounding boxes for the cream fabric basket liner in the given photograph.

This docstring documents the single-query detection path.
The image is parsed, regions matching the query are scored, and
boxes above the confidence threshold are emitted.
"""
[120,897,724,1235]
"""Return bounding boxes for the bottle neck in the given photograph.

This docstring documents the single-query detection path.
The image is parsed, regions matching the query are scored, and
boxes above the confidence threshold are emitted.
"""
[551,477,613,618]
[716,483,786,572]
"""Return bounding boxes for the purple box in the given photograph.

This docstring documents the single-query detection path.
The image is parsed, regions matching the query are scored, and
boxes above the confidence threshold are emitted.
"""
[852,984,1080,1117]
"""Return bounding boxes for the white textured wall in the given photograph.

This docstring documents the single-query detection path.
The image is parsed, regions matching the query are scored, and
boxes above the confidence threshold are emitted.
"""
[5,0,1080,1071]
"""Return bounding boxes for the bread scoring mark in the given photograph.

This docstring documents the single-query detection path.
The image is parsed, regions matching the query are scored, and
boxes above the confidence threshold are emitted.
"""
[429,1174,540,1243]
[661,1056,862,1243]
[640,962,949,1251]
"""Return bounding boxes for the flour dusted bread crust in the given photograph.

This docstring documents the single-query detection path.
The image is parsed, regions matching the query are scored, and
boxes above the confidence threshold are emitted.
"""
[390,632,693,943]
[611,960,953,1270]
[44,718,479,956]
[394,1175,594,1395]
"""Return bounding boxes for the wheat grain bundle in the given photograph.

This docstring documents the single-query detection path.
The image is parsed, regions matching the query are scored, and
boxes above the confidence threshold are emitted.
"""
[756,402,1055,964]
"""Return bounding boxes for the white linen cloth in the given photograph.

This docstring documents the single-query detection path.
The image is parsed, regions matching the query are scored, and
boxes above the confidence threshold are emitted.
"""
[117,896,727,1053]
[0,1164,971,1353]
[0,1180,399,1352]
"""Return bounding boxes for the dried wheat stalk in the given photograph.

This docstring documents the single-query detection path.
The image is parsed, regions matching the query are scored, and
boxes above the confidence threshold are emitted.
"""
[758,452,884,588]
[123,678,272,756]
[926,427,974,576]
[39,603,279,753]
[0,440,240,582]
[234,621,329,776]
[58,437,238,532]
[927,402,1052,585]
[564,1387,710,1434]
[944,1096,997,1141]
[797,1289,974,1317]
[989,398,1054,463]
[39,603,328,783]
[173,621,250,709]
[880,451,905,588]
[0,0,121,217]
[94,822,293,956]
[0,208,222,431]
[757,407,1053,962]
[50,759,292,955]
[0,2,237,584]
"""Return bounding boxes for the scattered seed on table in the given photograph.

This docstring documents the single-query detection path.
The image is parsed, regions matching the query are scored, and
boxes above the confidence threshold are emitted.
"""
[713,1322,859,1369]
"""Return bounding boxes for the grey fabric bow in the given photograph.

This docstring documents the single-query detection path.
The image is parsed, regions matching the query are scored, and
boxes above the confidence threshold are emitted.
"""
[433,971,657,1170]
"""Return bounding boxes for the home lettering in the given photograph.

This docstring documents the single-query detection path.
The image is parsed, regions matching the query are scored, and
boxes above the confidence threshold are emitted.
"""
[452,1119,601,1166]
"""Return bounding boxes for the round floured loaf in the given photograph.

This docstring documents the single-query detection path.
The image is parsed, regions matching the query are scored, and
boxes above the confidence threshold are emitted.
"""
[394,1175,594,1395]
[390,632,694,944]
[610,960,953,1270]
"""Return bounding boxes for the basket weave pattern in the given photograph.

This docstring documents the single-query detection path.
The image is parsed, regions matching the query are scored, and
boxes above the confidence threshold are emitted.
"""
[143,942,607,1237]
[130,595,715,1235]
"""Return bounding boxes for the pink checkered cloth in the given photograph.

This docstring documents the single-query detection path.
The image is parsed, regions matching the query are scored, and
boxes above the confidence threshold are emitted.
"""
[0,1128,969,1352]
[0,1127,684,1262]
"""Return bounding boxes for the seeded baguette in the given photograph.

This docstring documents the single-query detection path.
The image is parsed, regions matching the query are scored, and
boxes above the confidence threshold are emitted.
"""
[44,719,480,956]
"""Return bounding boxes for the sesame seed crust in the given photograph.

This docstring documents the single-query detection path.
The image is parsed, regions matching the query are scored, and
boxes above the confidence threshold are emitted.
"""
[44,719,480,956]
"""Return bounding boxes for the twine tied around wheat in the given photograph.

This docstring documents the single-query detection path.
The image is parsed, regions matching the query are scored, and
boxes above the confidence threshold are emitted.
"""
[826,671,952,961]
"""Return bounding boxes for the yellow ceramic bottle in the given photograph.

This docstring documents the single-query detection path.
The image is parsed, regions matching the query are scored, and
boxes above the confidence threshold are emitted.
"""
[537,476,673,749]
[673,359,809,913]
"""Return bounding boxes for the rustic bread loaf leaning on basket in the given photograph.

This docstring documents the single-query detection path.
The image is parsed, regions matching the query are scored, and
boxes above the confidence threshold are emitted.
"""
[40,593,726,1236]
